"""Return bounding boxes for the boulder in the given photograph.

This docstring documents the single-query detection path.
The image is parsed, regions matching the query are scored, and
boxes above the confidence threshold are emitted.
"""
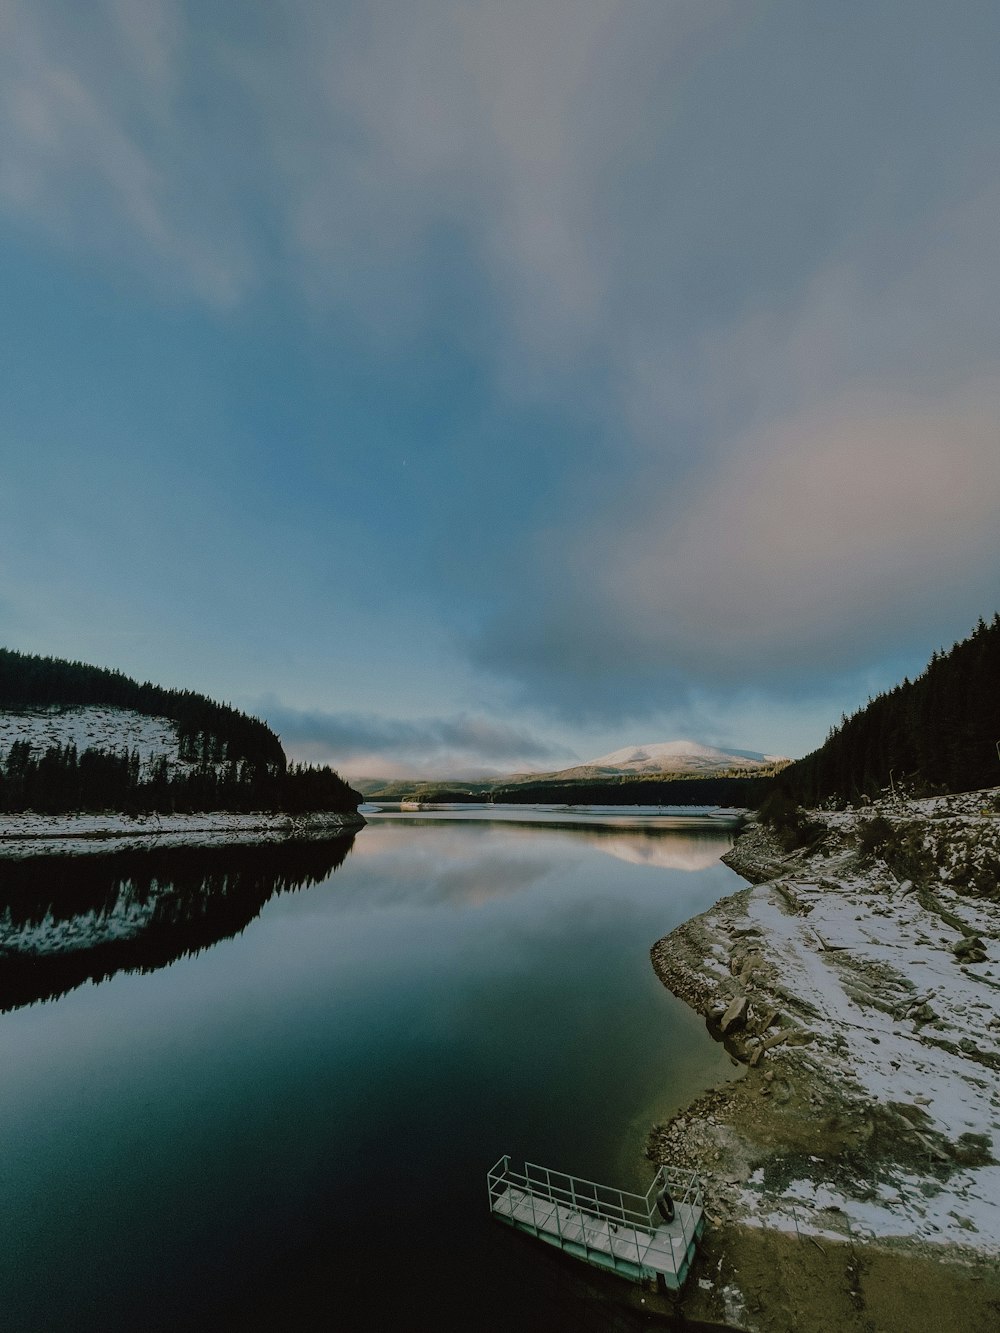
[720,994,749,1034]
[951,935,986,959]
[957,950,988,965]
[739,953,762,984]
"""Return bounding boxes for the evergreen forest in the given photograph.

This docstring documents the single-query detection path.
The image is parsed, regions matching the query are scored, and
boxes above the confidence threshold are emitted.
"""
[0,647,284,768]
[0,648,361,815]
[779,614,1000,804]
[487,773,776,806]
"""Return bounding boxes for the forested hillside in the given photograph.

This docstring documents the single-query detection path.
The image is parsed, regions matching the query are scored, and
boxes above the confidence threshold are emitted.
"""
[0,648,361,816]
[0,648,284,768]
[361,763,787,806]
[489,773,777,806]
[782,615,1000,804]
[0,742,360,816]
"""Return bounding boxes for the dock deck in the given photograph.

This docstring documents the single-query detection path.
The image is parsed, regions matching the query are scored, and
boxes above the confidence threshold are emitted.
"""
[487,1157,705,1291]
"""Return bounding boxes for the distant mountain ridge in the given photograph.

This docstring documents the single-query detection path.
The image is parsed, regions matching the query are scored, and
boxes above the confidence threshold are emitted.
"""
[553,739,788,780]
[358,739,790,803]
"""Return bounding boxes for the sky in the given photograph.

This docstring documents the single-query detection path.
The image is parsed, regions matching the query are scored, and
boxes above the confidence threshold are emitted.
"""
[1,1,999,779]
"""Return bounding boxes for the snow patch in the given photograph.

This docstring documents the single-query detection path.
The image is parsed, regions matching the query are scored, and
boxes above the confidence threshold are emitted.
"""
[0,705,182,775]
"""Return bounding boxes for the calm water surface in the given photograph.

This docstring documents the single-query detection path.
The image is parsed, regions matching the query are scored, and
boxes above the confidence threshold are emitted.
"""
[0,811,744,1330]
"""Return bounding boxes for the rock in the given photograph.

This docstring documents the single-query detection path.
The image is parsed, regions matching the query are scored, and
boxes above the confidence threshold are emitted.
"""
[760,1025,814,1051]
[739,954,761,983]
[720,994,749,1034]
[774,882,805,914]
[757,1007,780,1032]
[952,936,986,958]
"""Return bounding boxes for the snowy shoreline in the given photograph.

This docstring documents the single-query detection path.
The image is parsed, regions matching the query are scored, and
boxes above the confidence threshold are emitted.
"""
[648,789,1000,1328]
[0,809,365,857]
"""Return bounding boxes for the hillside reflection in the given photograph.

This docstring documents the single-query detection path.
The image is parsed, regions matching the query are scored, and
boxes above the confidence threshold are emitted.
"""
[581,826,728,871]
[0,837,355,1012]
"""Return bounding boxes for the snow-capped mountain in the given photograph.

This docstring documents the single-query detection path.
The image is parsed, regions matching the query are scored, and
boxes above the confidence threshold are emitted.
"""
[550,740,788,780]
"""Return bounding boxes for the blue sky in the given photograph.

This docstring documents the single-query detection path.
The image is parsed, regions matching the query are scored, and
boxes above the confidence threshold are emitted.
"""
[2,1,999,778]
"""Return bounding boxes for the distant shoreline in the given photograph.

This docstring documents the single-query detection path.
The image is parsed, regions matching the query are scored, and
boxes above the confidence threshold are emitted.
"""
[0,809,366,857]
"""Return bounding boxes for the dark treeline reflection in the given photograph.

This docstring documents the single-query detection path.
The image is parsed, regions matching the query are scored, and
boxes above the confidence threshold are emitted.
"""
[0,836,355,1013]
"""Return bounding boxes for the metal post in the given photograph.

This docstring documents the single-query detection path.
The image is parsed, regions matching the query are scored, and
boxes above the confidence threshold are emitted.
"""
[546,1166,562,1245]
[569,1175,587,1258]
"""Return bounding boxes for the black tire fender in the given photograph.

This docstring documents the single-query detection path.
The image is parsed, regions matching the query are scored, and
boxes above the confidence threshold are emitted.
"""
[655,1187,675,1224]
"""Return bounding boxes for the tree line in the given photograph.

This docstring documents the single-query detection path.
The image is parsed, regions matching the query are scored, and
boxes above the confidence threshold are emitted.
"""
[0,647,285,769]
[488,773,777,806]
[779,613,1000,805]
[0,741,360,815]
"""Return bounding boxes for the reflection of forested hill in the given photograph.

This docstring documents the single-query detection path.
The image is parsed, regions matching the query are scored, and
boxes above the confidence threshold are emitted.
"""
[0,838,355,1012]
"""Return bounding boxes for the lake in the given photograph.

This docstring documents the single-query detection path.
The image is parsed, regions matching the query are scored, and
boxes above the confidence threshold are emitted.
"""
[0,809,745,1330]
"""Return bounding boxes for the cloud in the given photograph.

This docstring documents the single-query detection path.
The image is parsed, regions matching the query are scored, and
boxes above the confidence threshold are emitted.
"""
[255,698,569,777]
[1,0,729,343]
[0,0,253,303]
[471,164,1000,725]
[5,1,1000,759]
[477,376,1000,717]
[609,380,1000,670]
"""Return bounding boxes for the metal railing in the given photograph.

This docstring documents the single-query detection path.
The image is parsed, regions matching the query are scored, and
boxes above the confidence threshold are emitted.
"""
[487,1155,704,1282]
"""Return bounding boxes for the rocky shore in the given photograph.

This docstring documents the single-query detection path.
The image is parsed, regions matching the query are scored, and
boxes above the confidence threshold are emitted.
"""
[647,790,1000,1331]
[0,809,365,857]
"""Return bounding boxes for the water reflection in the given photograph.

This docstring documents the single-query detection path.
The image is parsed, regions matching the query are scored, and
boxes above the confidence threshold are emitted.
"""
[582,828,726,871]
[0,837,355,1012]
[0,814,741,1332]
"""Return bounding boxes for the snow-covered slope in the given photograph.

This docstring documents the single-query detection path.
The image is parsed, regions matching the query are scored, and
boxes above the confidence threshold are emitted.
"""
[0,705,184,777]
[553,739,788,780]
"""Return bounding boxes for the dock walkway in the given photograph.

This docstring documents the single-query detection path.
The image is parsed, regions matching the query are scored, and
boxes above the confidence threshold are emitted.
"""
[487,1157,705,1291]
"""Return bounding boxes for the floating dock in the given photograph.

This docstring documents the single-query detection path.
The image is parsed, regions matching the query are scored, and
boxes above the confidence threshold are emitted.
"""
[487,1156,705,1291]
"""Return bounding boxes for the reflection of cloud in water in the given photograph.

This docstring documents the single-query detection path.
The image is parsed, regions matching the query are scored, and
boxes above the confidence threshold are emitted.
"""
[583,831,729,872]
[348,819,732,905]
[345,826,557,907]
